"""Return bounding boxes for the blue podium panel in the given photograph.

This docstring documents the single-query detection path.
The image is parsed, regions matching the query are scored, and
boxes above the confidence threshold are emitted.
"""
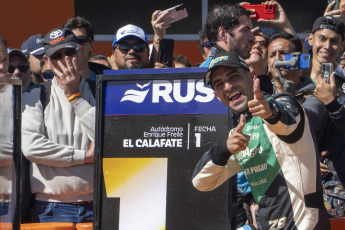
[95,68,231,230]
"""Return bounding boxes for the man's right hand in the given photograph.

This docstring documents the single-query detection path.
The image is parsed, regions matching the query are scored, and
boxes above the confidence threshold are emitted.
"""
[227,114,250,154]
[85,141,95,164]
[314,73,337,105]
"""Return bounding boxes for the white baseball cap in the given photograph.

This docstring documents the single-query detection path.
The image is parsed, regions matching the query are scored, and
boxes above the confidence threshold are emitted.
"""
[112,24,147,48]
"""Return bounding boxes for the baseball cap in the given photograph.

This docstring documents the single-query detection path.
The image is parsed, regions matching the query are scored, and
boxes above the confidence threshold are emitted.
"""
[112,24,148,48]
[205,51,250,85]
[8,48,29,64]
[44,28,77,57]
[21,34,45,57]
[312,16,345,39]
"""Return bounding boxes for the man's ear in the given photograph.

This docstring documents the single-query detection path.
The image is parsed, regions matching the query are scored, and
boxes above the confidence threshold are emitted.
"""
[218,27,228,42]
[43,55,51,69]
[308,33,313,46]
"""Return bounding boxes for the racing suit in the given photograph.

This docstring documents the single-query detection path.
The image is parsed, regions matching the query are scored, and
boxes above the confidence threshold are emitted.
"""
[192,93,330,230]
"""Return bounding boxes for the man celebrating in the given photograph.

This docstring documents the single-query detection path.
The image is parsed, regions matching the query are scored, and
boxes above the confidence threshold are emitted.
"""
[192,52,330,229]
[22,28,95,225]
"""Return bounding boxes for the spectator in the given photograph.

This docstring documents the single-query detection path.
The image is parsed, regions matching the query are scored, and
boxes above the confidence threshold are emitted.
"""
[192,51,331,229]
[311,16,345,218]
[173,54,191,68]
[309,16,345,83]
[89,54,112,69]
[111,24,150,70]
[39,58,53,82]
[198,29,211,61]
[8,48,32,92]
[21,34,45,84]
[63,16,108,95]
[244,31,268,76]
[199,3,254,67]
[21,28,95,225]
[0,35,9,74]
[267,31,328,156]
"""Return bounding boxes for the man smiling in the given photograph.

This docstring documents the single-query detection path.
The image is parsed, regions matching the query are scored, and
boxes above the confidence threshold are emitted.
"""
[192,51,330,229]
[309,16,345,82]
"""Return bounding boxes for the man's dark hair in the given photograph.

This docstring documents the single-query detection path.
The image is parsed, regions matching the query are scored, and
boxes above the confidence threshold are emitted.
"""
[198,29,206,55]
[268,31,302,53]
[89,54,108,62]
[0,35,8,47]
[63,16,94,41]
[173,54,191,67]
[204,3,250,44]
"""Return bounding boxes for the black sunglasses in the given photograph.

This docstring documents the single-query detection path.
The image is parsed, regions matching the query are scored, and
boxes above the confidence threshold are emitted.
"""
[76,36,91,45]
[114,42,147,53]
[8,63,30,74]
[50,48,77,60]
[42,70,54,80]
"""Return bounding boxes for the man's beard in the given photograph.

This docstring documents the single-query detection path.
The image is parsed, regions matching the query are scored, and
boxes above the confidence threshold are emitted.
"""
[125,62,147,69]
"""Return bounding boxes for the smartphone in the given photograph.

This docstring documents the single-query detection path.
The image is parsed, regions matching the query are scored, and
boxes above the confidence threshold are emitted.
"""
[158,39,174,67]
[158,4,188,24]
[283,54,310,69]
[328,0,339,10]
[242,4,275,20]
[321,63,333,83]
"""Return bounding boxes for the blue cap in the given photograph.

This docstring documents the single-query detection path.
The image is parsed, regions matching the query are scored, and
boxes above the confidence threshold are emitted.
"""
[21,34,45,57]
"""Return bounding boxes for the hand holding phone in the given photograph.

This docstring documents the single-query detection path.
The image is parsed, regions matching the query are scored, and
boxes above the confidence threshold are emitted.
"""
[327,0,340,11]
[242,4,275,20]
[158,4,188,24]
[158,39,174,67]
[321,63,333,83]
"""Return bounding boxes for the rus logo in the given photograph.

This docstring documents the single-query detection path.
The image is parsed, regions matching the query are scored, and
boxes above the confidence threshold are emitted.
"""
[120,79,214,103]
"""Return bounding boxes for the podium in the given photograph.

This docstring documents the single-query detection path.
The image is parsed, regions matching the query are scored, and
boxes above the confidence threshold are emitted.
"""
[93,68,231,230]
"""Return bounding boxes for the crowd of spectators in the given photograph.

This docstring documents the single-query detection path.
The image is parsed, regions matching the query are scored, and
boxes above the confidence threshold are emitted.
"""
[0,1,345,229]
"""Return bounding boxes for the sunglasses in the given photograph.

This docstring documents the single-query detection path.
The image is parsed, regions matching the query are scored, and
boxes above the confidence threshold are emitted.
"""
[8,63,30,74]
[42,70,54,80]
[252,40,267,48]
[202,41,211,49]
[76,36,92,45]
[114,42,147,53]
[50,48,77,60]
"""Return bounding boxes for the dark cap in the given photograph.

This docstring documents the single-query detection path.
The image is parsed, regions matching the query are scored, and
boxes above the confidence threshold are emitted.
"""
[8,48,29,64]
[312,16,345,39]
[21,34,45,57]
[205,51,250,85]
[44,28,77,57]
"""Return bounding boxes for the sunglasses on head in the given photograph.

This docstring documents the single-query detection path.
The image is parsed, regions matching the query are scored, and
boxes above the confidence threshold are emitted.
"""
[114,42,147,53]
[42,70,54,80]
[8,63,30,74]
[50,48,77,60]
[252,40,267,48]
[76,36,91,45]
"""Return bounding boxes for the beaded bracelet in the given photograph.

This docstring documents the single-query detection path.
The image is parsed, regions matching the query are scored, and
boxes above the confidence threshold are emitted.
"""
[67,92,82,102]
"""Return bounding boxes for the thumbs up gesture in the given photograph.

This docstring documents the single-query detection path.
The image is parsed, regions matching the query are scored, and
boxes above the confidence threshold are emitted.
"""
[226,114,251,154]
[248,78,273,119]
